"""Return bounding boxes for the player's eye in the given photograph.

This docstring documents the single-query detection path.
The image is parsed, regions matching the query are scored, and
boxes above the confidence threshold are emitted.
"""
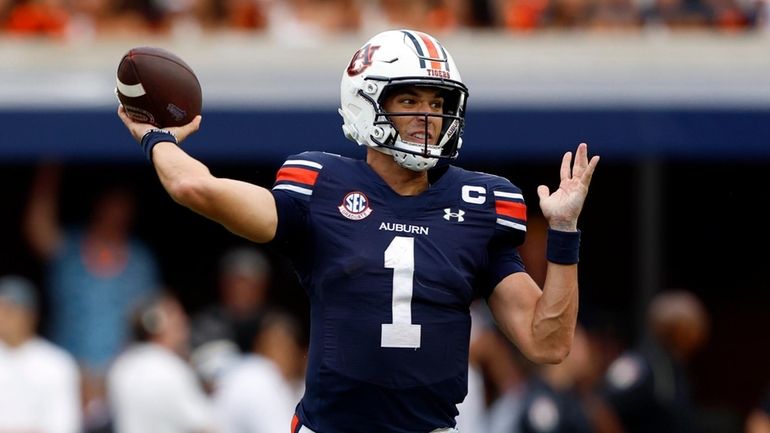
[430,99,444,111]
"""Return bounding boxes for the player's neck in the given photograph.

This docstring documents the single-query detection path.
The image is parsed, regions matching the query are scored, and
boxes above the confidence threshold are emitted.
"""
[367,149,429,196]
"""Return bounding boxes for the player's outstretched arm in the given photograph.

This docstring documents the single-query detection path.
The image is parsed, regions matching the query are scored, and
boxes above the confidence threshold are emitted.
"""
[117,106,278,243]
[488,143,599,364]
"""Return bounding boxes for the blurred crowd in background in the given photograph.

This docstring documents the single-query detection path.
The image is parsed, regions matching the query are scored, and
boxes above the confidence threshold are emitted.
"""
[1,164,769,433]
[0,0,769,43]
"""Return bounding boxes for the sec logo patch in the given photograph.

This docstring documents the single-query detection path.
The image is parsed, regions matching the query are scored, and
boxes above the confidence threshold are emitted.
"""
[339,191,373,220]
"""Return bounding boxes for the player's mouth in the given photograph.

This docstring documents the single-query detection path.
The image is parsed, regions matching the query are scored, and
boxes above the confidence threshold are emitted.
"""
[405,131,434,144]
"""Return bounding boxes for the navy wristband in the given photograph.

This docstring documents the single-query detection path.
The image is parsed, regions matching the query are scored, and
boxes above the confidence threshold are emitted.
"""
[140,129,177,162]
[546,228,581,264]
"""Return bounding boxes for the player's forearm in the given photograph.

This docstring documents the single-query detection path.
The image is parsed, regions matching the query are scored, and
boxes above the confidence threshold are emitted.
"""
[151,142,278,243]
[152,142,214,208]
[531,264,579,363]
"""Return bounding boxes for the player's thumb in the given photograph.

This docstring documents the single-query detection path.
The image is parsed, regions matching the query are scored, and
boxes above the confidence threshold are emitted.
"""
[189,115,202,131]
[537,185,550,200]
[177,115,202,140]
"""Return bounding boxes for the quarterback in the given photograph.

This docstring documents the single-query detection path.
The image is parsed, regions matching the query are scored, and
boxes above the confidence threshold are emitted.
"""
[118,29,599,433]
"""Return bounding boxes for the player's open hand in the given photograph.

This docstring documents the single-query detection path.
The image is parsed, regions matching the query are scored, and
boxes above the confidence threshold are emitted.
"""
[537,143,599,231]
[117,105,202,144]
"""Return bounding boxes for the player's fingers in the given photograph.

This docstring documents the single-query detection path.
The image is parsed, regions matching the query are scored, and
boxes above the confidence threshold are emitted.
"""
[574,143,589,169]
[537,185,550,201]
[560,151,572,180]
[570,143,592,179]
[581,155,600,186]
[172,115,202,142]
[117,105,130,124]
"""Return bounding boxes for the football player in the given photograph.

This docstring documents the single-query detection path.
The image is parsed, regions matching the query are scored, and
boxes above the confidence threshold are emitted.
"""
[118,29,599,433]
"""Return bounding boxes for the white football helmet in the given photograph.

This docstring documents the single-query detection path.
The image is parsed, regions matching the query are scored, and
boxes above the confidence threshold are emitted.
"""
[339,29,469,172]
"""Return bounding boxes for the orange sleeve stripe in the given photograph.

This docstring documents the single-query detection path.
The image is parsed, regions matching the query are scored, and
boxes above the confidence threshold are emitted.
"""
[276,167,319,186]
[417,32,442,70]
[496,200,527,220]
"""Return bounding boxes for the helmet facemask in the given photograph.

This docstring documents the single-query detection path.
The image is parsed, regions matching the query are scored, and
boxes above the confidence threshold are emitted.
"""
[372,82,466,171]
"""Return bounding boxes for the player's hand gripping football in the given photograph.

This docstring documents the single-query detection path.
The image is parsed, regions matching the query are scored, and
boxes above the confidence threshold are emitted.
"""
[117,105,202,144]
[537,142,599,232]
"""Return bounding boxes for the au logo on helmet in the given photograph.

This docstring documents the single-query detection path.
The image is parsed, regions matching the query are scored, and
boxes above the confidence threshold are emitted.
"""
[347,44,381,77]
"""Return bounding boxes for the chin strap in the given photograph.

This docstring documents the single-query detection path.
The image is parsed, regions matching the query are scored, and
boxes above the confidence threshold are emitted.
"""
[340,106,440,171]
[391,148,438,172]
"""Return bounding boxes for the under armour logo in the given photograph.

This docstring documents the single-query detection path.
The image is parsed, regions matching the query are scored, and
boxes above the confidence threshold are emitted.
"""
[443,208,465,222]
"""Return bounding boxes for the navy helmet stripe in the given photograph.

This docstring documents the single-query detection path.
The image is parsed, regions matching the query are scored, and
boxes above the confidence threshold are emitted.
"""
[439,45,450,72]
[401,30,427,69]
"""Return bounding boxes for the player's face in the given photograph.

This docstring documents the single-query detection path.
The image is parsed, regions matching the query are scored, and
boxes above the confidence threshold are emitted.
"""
[381,87,444,146]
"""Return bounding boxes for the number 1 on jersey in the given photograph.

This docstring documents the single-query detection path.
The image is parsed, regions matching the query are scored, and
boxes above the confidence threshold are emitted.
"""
[381,236,421,348]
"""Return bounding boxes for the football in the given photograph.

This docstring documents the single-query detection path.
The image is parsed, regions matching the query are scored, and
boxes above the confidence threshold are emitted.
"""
[116,46,202,128]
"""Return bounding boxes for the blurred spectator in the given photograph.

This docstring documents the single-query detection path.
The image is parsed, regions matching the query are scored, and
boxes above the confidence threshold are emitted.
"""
[373,0,459,34]
[640,0,712,29]
[746,388,770,433]
[588,0,641,30]
[474,323,527,433]
[0,0,11,24]
[213,308,306,433]
[1,0,766,35]
[496,0,551,31]
[189,338,240,395]
[160,0,267,37]
[261,0,361,45]
[755,0,770,28]
[599,289,710,433]
[190,246,272,353]
[23,163,161,430]
[65,0,155,39]
[509,324,596,433]
[455,300,495,433]
[0,275,82,433]
[4,0,69,37]
[540,0,597,28]
[107,292,217,433]
[702,0,750,29]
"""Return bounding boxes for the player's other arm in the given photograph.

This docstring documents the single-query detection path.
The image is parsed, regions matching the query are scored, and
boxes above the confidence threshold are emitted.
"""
[118,107,277,243]
[489,143,598,364]
[488,266,578,364]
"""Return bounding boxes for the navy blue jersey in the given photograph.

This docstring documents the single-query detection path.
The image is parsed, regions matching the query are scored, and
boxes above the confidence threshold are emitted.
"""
[271,151,527,433]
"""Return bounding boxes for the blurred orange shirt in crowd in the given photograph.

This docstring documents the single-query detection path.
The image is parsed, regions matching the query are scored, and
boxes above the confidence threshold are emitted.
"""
[5,0,69,36]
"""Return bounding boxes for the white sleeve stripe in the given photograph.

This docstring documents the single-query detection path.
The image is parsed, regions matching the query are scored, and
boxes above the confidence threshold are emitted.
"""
[273,184,313,196]
[496,218,527,232]
[283,159,323,169]
[493,191,523,200]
